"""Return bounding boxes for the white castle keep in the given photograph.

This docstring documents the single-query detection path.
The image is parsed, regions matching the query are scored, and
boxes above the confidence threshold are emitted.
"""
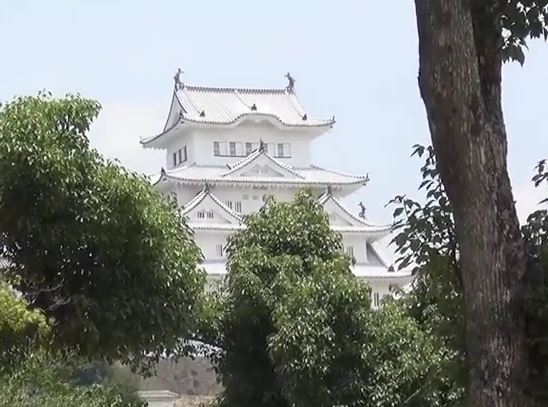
[142,72,412,306]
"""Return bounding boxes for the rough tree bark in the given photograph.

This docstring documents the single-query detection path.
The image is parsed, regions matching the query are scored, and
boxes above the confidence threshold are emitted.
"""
[414,1,529,406]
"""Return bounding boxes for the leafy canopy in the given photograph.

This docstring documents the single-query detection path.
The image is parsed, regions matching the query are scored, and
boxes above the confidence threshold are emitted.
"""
[0,94,205,371]
[211,191,443,407]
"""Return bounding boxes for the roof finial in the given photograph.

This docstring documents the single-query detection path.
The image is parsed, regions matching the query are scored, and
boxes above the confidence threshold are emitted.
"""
[203,182,211,193]
[358,202,367,219]
[363,173,370,186]
[259,139,266,152]
[160,167,166,176]
[285,72,295,92]
[174,68,184,90]
[326,185,333,195]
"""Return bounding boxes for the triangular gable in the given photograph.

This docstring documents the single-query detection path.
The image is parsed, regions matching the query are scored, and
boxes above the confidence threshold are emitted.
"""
[318,193,392,233]
[319,194,369,227]
[182,189,242,225]
[222,149,303,179]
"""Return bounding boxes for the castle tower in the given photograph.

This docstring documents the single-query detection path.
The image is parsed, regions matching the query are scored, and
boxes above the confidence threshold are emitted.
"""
[142,73,412,306]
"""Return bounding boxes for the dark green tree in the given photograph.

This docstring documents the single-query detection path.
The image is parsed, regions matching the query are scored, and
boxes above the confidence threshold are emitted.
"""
[212,192,442,407]
[0,94,205,371]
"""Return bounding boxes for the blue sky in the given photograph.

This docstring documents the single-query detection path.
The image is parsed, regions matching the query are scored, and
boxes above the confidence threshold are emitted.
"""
[2,0,547,223]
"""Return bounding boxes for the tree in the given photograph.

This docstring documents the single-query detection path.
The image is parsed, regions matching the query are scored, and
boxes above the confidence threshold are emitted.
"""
[215,192,342,407]
[0,282,49,373]
[391,145,548,405]
[0,351,146,407]
[413,2,548,405]
[271,277,444,407]
[0,94,205,371]
[212,192,443,407]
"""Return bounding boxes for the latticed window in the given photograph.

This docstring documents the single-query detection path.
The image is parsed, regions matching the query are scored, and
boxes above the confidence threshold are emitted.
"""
[216,244,224,257]
[213,142,220,156]
[373,292,381,307]
[245,142,253,155]
[345,246,354,257]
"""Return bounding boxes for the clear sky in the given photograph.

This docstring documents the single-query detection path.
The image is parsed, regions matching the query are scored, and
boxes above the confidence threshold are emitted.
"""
[2,0,547,223]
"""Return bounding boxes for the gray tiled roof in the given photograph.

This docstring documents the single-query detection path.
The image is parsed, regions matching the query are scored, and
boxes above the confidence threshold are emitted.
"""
[175,84,334,128]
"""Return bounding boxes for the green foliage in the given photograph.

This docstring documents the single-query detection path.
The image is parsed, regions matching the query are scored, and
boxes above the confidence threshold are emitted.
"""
[0,282,49,372]
[216,192,343,407]
[212,191,444,407]
[0,352,146,407]
[0,94,205,371]
[271,272,443,407]
[269,262,372,407]
[467,1,548,65]
[500,1,548,64]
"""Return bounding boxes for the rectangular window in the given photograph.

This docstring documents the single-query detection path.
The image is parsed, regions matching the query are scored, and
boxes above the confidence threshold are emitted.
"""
[345,246,354,258]
[213,142,220,156]
[173,152,178,167]
[234,201,242,213]
[235,142,244,156]
[197,211,205,219]
[373,292,380,307]
[229,142,236,156]
[216,244,224,258]
[245,142,253,155]
[207,210,214,219]
[225,201,233,210]
[284,143,291,157]
[182,146,187,162]
[277,143,284,157]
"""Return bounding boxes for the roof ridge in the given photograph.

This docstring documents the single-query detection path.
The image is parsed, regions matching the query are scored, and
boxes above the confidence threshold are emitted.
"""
[309,164,369,180]
[184,84,288,94]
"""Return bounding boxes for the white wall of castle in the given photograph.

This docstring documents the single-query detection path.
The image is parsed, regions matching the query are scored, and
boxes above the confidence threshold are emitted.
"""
[165,121,320,169]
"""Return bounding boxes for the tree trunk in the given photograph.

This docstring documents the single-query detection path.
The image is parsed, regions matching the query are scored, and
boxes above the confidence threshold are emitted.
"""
[413,1,529,406]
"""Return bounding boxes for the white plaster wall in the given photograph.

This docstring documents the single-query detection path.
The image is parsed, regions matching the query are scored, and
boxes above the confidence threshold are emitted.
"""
[366,279,394,308]
[186,122,316,167]
[194,230,231,260]
[165,132,194,170]
[206,186,300,214]
[341,234,368,264]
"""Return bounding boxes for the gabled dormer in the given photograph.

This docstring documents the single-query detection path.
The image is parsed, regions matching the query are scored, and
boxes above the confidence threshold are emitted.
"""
[318,190,392,240]
[222,146,304,180]
[182,186,242,226]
